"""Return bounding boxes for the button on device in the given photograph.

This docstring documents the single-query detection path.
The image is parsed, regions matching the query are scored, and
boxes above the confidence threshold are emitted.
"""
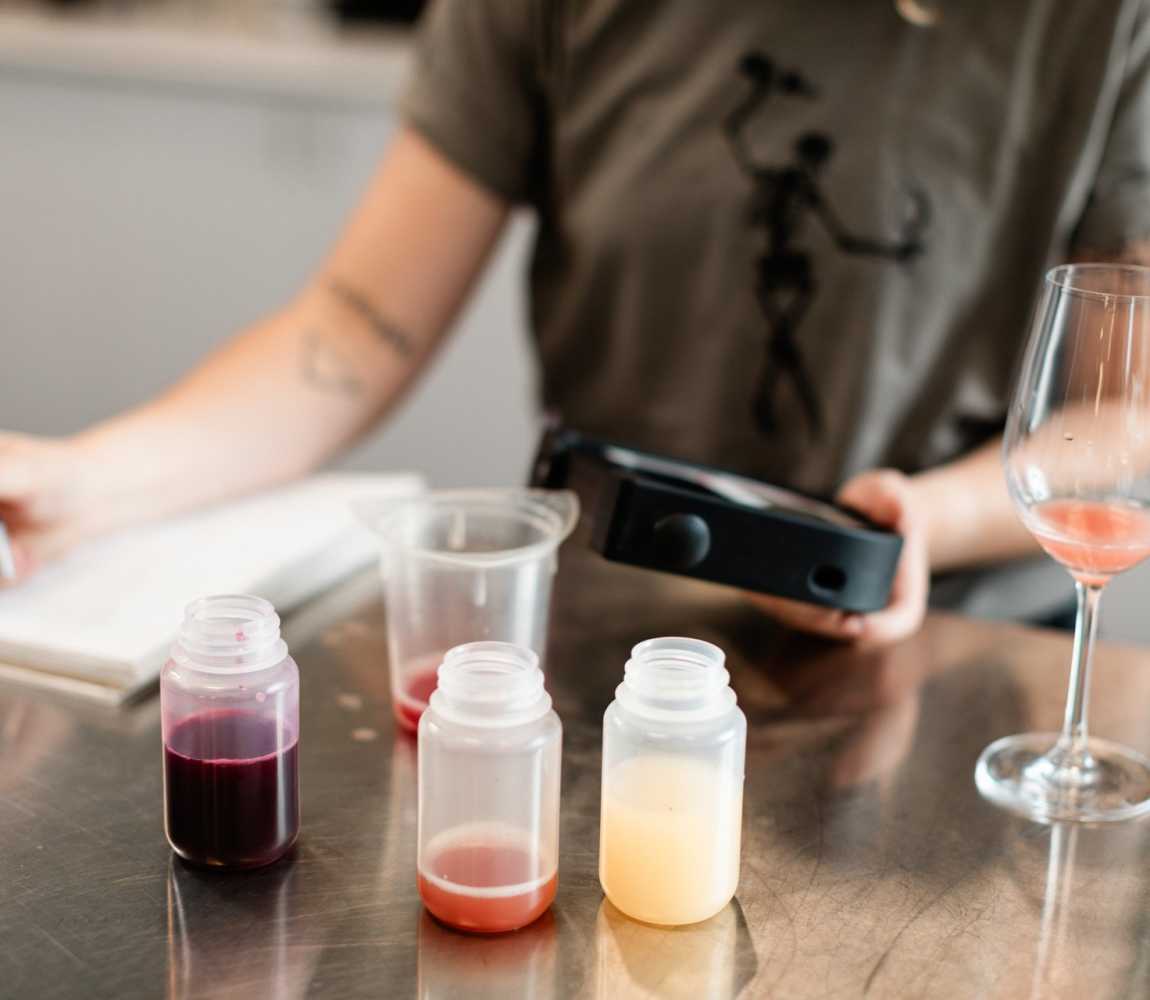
[652,513,712,570]
[809,564,848,594]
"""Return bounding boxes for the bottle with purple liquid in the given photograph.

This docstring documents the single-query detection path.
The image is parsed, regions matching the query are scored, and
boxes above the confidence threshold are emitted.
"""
[161,595,300,869]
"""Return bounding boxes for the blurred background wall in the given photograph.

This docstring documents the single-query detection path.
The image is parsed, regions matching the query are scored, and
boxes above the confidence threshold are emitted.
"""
[0,0,537,489]
[3,1,1149,643]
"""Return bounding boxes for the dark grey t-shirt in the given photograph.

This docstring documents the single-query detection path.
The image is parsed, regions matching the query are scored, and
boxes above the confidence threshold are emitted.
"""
[402,0,1150,618]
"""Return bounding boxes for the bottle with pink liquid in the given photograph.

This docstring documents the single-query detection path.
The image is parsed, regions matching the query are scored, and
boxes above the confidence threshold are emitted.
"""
[417,642,562,933]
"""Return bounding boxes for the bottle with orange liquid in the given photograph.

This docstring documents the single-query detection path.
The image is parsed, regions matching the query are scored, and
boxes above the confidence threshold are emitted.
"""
[599,638,746,926]
[417,642,562,933]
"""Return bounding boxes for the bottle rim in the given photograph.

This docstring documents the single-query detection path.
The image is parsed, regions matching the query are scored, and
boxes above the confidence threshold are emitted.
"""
[354,488,580,569]
[171,594,289,674]
[1046,263,1150,303]
[428,641,553,728]
[616,636,736,722]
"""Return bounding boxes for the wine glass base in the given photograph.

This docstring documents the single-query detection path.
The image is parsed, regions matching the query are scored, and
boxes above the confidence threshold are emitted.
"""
[976,732,1150,823]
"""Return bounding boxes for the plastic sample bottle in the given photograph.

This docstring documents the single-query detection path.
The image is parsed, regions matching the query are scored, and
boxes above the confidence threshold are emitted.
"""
[161,595,300,869]
[418,642,562,933]
[599,637,746,926]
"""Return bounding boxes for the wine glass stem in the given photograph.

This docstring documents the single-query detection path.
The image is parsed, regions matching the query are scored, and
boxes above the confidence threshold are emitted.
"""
[1051,581,1103,769]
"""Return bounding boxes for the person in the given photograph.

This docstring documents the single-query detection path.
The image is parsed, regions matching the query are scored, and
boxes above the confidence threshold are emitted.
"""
[2,0,1149,646]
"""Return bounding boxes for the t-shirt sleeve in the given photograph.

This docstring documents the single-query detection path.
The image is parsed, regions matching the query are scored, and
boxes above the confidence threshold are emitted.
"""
[1074,0,1150,254]
[400,0,547,205]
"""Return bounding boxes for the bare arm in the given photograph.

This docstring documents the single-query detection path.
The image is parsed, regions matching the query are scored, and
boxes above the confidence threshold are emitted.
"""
[0,128,509,568]
[909,438,1037,572]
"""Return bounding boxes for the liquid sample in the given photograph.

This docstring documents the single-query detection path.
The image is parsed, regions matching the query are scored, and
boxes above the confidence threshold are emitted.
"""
[394,656,442,733]
[419,830,557,933]
[600,755,742,926]
[1029,499,1150,586]
[164,710,299,869]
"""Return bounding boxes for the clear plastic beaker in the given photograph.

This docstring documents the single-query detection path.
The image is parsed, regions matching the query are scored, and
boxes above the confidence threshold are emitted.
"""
[356,489,579,733]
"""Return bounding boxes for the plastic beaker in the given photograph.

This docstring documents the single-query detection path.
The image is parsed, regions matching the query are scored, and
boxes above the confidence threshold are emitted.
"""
[355,488,579,733]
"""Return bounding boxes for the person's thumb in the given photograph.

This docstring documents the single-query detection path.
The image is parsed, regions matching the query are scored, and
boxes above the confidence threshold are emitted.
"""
[837,470,912,532]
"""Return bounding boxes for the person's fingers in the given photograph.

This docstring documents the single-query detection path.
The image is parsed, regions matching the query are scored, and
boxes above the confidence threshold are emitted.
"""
[13,539,40,578]
[855,598,919,646]
[0,435,90,585]
[0,433,84,523]
[747,593,865,639]
[751,469,930,646]
[837,470,909,531]
[0,516,91,586]
[835,470,929,646]
[0,438,33,583]
[0,535,41,588]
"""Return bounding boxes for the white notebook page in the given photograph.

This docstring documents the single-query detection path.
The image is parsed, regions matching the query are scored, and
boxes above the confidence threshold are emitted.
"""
[0,473,420,697]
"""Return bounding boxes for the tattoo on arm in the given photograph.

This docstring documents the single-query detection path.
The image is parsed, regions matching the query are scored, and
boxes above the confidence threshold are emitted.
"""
[328,279,415,358]
[301,328,365,398]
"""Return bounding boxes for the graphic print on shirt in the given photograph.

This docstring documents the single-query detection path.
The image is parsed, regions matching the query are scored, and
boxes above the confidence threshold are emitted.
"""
[725,53,930,437]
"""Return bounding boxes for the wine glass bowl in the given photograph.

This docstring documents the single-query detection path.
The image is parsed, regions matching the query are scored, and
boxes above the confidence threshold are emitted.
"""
[976,263,1150,823]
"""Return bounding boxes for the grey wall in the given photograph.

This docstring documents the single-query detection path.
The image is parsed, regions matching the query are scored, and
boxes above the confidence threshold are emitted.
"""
[0,69,537,488]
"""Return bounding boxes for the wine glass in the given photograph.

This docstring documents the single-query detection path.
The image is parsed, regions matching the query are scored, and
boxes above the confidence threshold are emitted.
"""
[976,263,1150,823]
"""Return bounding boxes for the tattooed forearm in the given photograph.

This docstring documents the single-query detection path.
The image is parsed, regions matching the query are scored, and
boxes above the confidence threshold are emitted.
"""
[328,279,415,358]
[301,328,365,398]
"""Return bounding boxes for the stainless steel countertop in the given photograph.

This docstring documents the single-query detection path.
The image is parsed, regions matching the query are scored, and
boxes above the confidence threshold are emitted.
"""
[3,549,1150,998]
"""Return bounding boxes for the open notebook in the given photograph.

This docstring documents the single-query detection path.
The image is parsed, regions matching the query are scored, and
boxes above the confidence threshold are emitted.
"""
[0,473,421,703]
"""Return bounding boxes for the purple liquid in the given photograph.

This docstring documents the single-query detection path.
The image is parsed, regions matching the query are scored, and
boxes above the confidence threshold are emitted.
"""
[164,710,299,869]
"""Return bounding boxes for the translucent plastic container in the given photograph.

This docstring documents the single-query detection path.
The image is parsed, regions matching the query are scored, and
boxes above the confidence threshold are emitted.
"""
[599,637,746,926]
[357,489,579,733]
[161,595,300,869]
[418,642,562,933]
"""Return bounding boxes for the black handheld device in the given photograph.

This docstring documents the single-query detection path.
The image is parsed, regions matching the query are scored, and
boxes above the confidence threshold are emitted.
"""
[530,427,902,613]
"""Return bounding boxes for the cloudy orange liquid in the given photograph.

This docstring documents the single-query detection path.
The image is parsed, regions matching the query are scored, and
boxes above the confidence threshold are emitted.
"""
[599,755,742,926]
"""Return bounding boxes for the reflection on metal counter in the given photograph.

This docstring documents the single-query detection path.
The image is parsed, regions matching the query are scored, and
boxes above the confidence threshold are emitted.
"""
[166,857,317,1000]
[417,909,558,1000]
[593,899,755,999]
[3,551,1150,996]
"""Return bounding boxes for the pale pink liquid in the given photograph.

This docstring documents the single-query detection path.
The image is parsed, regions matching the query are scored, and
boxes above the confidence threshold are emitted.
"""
[394,654,443,734]
[419,842,557,933]
[1029,499,1150,586]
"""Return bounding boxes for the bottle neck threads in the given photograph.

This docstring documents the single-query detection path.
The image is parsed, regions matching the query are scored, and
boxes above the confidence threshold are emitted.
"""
[430,642,551,727]
[172,595,288,673]
[617,637,736,722]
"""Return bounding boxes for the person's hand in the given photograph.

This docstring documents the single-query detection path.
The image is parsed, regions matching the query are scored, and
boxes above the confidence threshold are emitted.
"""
[0,432,92,584]
[747,469,929,646]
